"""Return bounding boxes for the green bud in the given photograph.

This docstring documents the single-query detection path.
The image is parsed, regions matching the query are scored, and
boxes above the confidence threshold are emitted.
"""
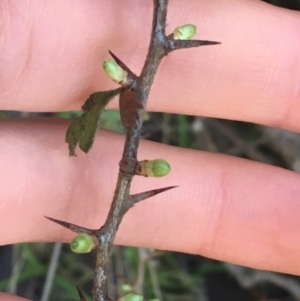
[173,24,197,40]
[103,60,127,83]
[118,294,143,301]
[136,159,171,177]
[70,233,96,253]
[122,284,133,293]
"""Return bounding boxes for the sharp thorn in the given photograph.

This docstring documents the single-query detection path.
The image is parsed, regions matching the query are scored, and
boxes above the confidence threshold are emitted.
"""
[108,50,136,77]
[44,216,95,235]
[167,39,221,52]
[196,40,221,46]
[131,185,178,204]
[76,286,88,301]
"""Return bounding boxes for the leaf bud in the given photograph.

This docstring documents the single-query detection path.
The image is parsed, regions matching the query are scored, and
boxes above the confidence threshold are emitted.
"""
[70,233,96,253]
[103,60,127,84]
[173,24,197,40]
[135,159,171,177]
[117,294,144,301]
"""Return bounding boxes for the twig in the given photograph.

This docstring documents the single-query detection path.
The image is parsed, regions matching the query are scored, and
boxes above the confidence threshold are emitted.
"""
[93,2,171,299]
[133,248,148,295]
[6,245,24,294]
[225,263,300,300]
[41,242,63,301]
[93,1,220,299]
[147,251,163,301]
[47,0,220,300]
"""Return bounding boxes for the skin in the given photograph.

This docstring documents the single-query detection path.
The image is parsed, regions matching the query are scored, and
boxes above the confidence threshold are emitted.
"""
[1,0,300,300]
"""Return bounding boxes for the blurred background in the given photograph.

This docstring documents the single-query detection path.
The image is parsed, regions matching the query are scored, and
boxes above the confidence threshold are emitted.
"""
[1,0,300,300]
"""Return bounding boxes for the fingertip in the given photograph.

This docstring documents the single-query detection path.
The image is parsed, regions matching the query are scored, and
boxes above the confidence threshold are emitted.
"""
[0,293,31,301]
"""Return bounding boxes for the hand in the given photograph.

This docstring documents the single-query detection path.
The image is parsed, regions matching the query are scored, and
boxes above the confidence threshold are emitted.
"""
[1,1,300,300]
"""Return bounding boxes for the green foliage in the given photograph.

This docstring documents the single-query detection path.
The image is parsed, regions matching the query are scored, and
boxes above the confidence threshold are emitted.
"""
[101,110,126,134]
[0,244,47,291]
[65,88,121,156]
[177,115,188,147]
[118,293,143,301]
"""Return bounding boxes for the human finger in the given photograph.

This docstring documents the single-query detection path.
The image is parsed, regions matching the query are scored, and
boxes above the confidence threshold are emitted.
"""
[0,294,29,301]
[1,118,300,275]
[1,1,300,131]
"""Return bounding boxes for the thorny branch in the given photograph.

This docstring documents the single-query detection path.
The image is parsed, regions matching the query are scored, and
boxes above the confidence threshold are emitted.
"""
[47,0,220,300]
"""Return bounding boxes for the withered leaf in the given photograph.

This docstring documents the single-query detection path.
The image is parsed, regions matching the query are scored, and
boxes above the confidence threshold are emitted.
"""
[66,88,121,156]
[119,88,142,130]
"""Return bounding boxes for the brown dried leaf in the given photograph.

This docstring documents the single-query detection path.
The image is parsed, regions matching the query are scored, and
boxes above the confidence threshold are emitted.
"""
[119,89,142,130]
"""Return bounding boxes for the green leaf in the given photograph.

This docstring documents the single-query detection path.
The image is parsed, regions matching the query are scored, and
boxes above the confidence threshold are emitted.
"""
[65,88,121,156]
